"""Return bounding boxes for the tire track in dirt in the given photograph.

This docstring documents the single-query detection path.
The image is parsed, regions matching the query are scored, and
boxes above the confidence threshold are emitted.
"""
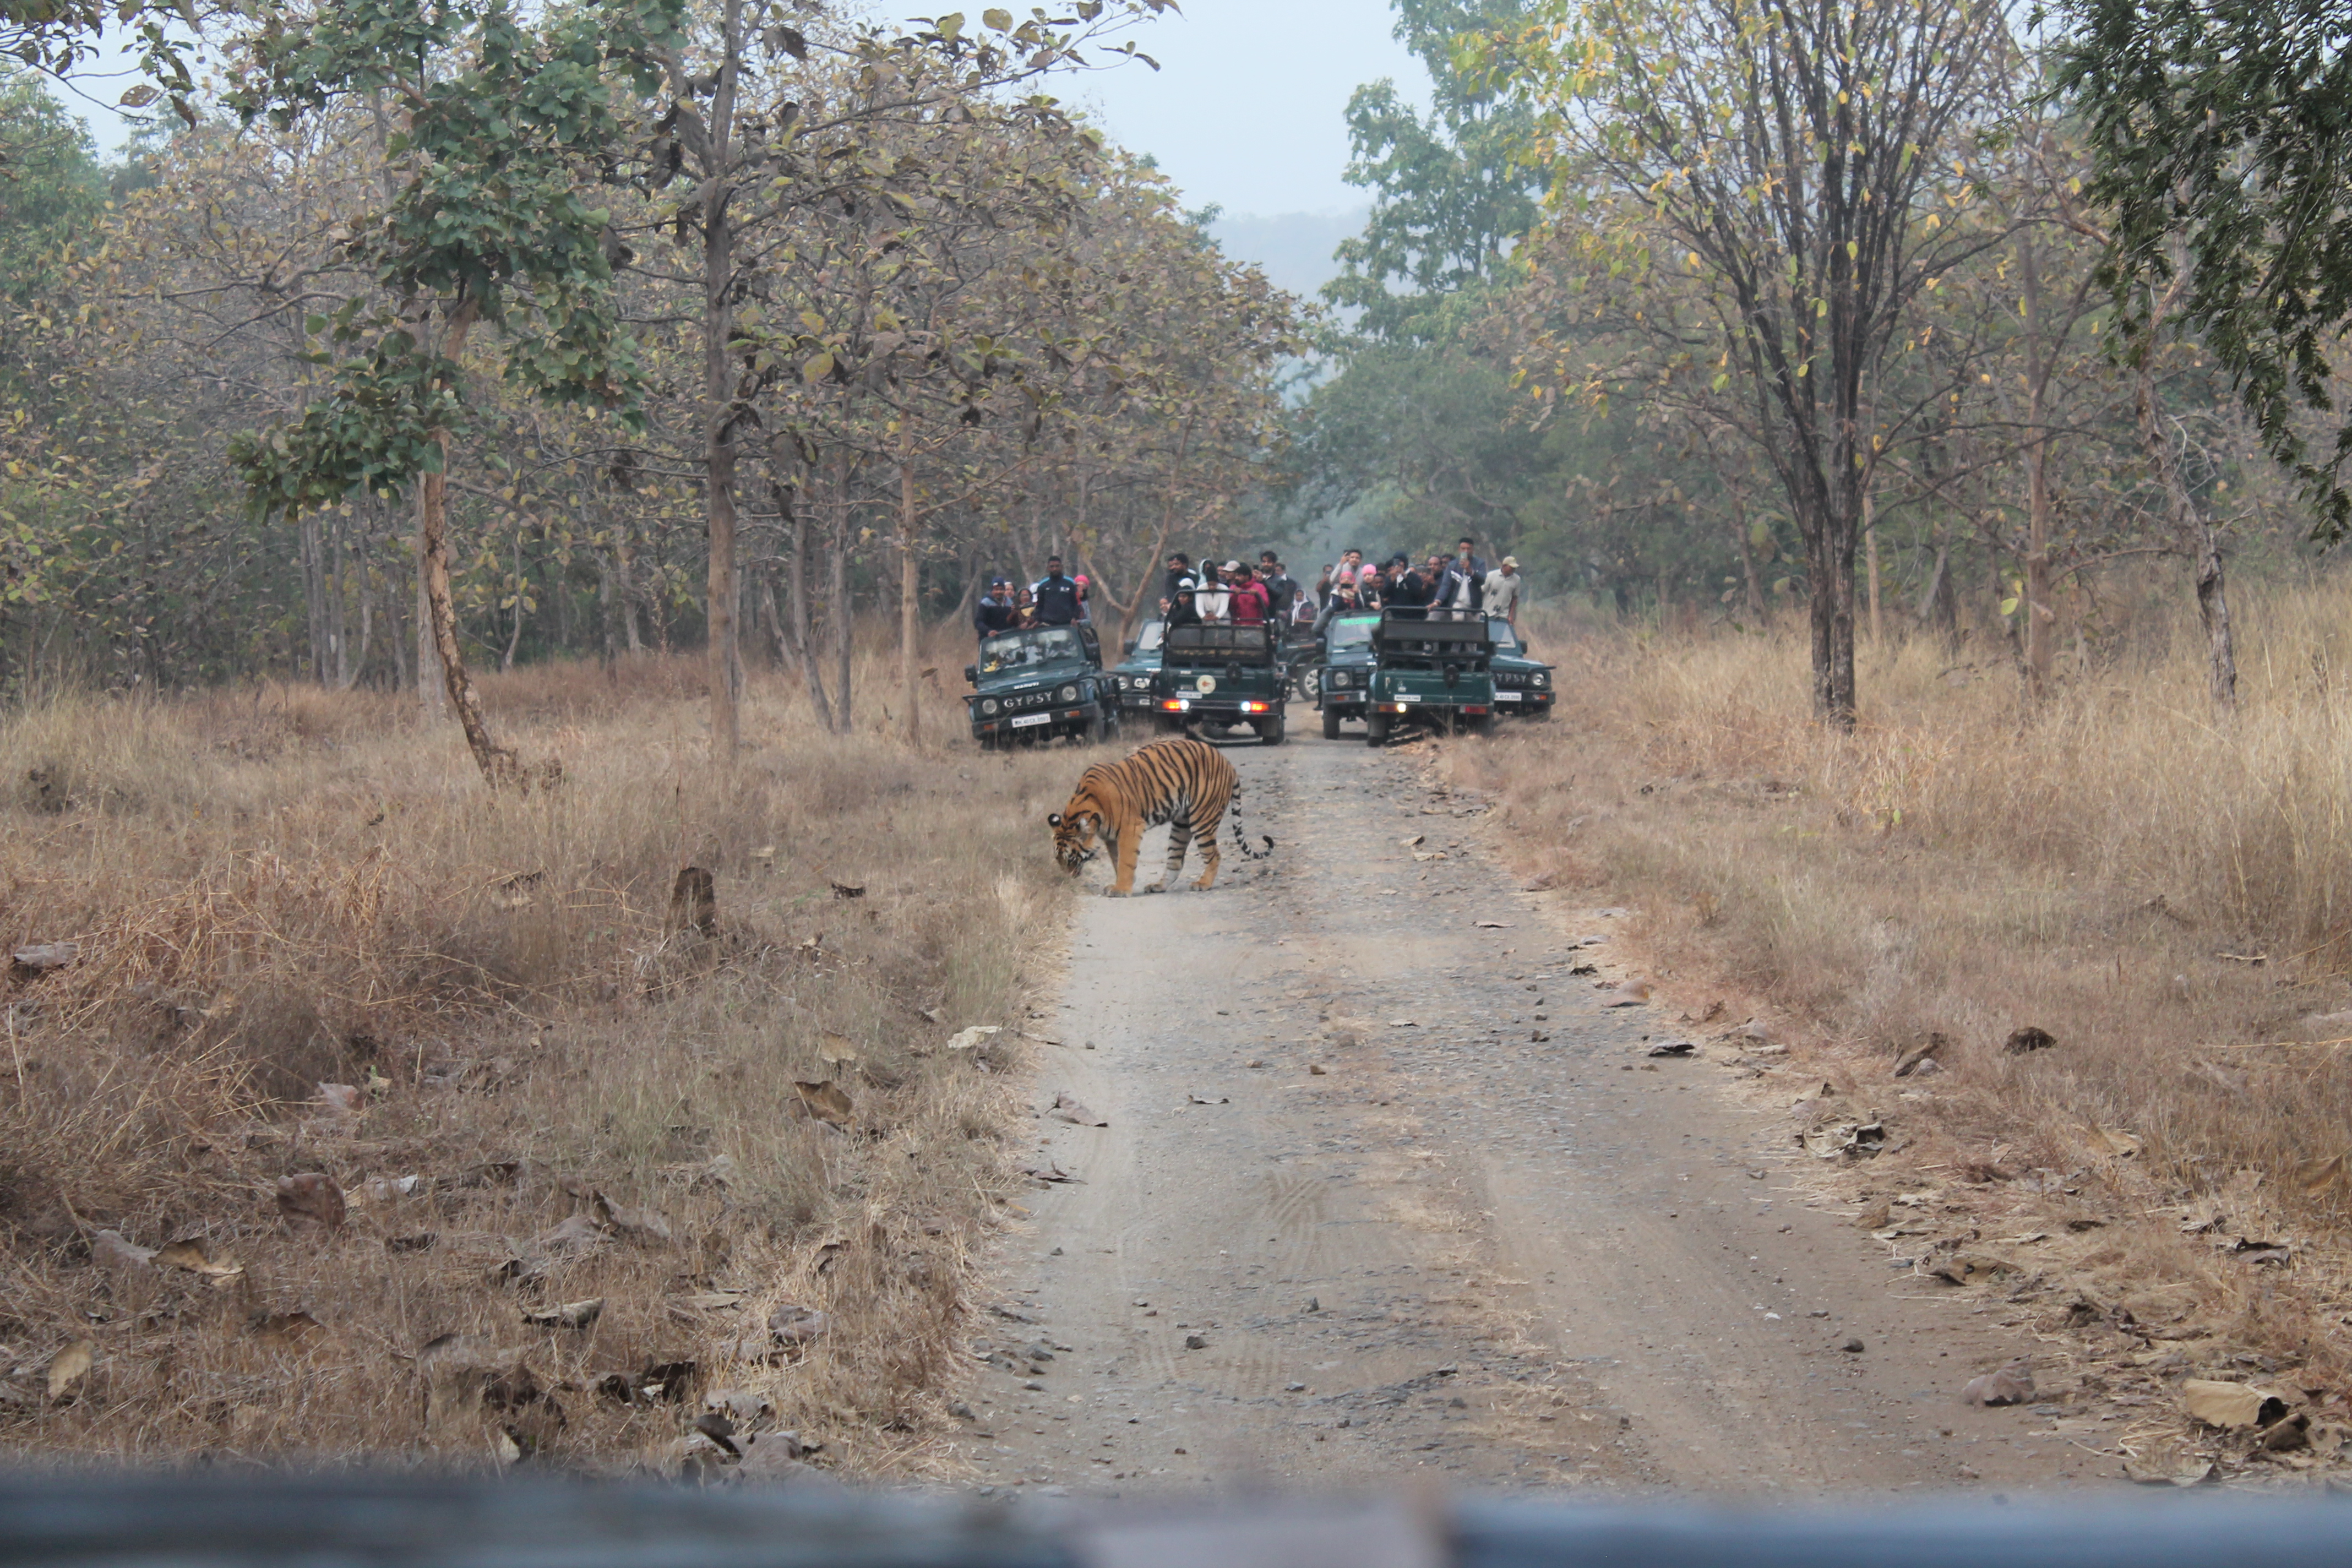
[948,731,2124,1498]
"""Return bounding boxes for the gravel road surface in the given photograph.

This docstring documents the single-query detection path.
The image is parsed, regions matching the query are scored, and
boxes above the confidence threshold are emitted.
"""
[951,731,2109,1498]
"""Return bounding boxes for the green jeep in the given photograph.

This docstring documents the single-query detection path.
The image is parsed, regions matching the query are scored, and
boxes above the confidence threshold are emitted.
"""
[1108,619,1165,718]
[1363,608,1495,745]
[1305,612,1379,739]
[964,625,1120,750]
[1487,616,1557,718]
[1152,622,1288,744]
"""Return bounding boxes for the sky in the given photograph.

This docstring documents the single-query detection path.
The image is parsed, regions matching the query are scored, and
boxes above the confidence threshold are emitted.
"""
[59,0,1423,286]
[1068,0,1430,219]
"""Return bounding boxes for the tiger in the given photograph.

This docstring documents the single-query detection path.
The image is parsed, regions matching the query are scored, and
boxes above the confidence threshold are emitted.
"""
[1048,736,1274,896]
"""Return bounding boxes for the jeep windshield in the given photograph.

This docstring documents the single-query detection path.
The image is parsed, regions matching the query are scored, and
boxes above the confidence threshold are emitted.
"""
[1132,622,1165,653]
[1487,617,1523,652]
[978,628,1084,675]
[1326,617,1377,655]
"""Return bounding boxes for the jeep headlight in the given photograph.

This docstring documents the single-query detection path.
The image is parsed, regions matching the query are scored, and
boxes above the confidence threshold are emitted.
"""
[982,698,999,715]
[1533,672,1549,688]
[1331,670,1351,688]
[1058,684,1076,703]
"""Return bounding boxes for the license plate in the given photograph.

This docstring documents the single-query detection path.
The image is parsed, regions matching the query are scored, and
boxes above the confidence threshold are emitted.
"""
[1010,712,1050,728]
[1496,690,1522,702]
[1397,693,1420,703]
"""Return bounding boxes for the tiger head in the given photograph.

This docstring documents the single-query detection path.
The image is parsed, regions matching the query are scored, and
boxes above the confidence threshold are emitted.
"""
[1047,794,1104,875]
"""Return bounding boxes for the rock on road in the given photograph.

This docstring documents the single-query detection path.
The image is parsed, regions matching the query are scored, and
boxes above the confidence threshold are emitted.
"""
[955,732,2106,1497]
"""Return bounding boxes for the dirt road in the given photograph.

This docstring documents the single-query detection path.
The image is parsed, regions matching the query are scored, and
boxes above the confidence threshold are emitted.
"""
[952,733,2116,1497]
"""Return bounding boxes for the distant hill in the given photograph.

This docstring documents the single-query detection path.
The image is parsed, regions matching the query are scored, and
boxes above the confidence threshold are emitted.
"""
[1208,208,1368,303]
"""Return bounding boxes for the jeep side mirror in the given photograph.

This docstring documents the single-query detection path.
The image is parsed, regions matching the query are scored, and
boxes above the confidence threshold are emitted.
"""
[1124,640,1136,656]
[962,665,977,685]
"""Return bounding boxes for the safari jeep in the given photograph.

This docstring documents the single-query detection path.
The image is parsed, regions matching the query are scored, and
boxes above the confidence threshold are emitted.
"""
[965,625,1120,749]
[1306,611,1379,738]
[1487,616,1556,718]
[1108,619,1165,718]
[1152,622,1288,744]
[1364,608,1495,745]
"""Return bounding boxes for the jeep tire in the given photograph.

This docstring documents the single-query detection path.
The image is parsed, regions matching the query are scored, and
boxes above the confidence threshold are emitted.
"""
[1365,712,1391,747]
[1257,712,1286,747]
[1321,705,1342,740]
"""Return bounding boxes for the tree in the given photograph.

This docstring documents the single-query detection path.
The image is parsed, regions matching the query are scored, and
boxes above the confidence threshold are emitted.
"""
[2054,0,2352,538]
[1324,0,1544,343]
[1482,0,2010,724]
[227,0,684,782]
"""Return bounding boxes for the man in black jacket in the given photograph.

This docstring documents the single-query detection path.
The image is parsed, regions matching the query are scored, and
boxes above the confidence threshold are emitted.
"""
[1031,556,1082,625]
[1159,551,1192,613]
[1259,551,1303,624]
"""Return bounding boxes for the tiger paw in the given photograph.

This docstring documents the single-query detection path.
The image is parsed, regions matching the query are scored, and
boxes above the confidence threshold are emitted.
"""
[1140,882,1167,895]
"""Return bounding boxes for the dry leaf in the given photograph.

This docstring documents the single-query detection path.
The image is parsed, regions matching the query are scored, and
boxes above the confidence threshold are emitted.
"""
[2088,1125,2142,1159]
[1962,1360,2033,1406]
[314,1082,362,1117]
[12,941,77,973]
[792,1080,853,1126]
[1049,1091,1106,1127]
[522,1298,605,1329]
[2299,1152,2345,1194]
[153,1239,242,1283]
[594,1193,673,1244]
[1475,919,1513,929]
[768,1303,829,1344]
[1926,1252,2015,1287]
[2004,1025,2056,1053]
[946,1025,999,1051]
[829,881,865,900]
[1022,1161,1083,1184]
[91,1228,156,1272]
[275,1172,346,1231]
[2182,1378,2289,1430]
[46,1339,92,1400]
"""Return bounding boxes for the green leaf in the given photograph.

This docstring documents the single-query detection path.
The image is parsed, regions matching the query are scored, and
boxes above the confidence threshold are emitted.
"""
[982,7,1011,29]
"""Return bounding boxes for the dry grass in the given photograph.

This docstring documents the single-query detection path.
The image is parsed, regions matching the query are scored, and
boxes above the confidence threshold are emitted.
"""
[0,640,1085,1474]
[1446,582,2352,1411]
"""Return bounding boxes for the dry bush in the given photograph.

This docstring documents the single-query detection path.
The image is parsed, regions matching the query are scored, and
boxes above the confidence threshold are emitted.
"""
[1449,584,2352,1378]
[0,638,1086,1472]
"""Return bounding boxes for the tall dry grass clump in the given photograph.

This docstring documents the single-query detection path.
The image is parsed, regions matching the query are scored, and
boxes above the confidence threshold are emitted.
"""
[0,643,1082,1472]
[1449,580,2352,1362]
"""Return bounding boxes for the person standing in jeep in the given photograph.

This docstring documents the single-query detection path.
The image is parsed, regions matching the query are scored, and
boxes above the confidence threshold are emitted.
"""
[1031,556,1082,626]
[973,576,1020,638]
[1437,536,1489,617]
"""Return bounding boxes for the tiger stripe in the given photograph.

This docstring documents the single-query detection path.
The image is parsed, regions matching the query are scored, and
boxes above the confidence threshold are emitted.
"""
[1047,736,1274,895]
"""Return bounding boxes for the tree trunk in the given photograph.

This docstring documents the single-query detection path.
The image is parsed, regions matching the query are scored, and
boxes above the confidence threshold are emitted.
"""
[701,0,744,760]
[418,304,511,784]
[770,432,833,726]
[415,491,444,712]
[2135,311,2237,710]
[2020,230,2057,698]
[899,440,920,745]
[1730,487,1766,623]
[829,453,853,734]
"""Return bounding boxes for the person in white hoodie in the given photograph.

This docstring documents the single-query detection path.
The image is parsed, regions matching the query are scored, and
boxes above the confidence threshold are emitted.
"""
[1483,556,1523,625]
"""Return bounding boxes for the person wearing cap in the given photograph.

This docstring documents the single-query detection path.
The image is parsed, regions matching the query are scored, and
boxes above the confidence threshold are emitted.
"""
[1031,555,1082,626]
[1164,576,1204,630]
[1483,556,1523,624]
[1072,572,1092,624]
[973,576,1020,638]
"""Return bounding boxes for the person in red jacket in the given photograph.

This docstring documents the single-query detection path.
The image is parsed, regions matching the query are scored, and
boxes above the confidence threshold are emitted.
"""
[1226,560,1271,625]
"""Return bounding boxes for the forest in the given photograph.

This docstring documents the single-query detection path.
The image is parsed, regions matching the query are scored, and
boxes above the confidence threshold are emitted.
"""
[0,0,2345,738]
